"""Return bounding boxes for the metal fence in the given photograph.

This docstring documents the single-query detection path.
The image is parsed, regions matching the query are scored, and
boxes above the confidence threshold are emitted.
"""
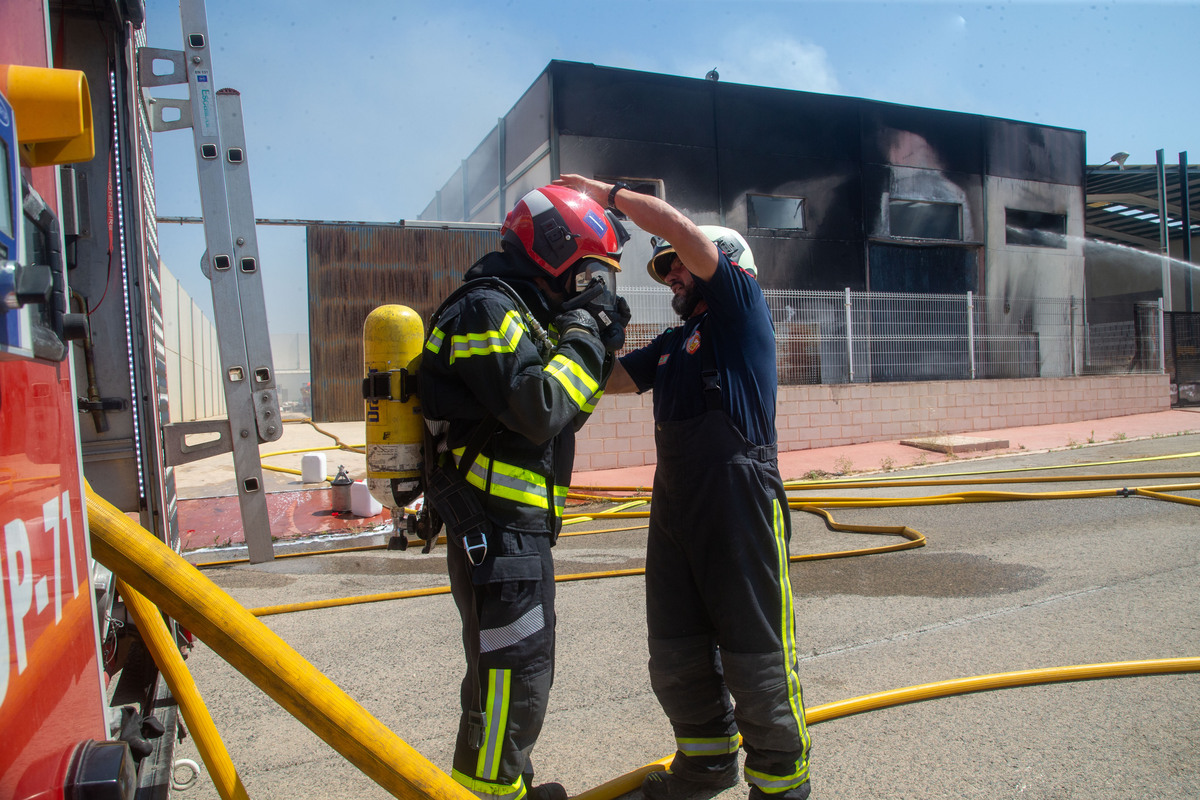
[621,287,1164,386]
[1165,311,1200,405]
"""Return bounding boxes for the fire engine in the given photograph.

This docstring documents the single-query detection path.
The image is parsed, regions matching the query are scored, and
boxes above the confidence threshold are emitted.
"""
[2,0,283,796]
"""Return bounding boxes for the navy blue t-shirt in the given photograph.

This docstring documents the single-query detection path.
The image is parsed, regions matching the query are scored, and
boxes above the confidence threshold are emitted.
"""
[620,252,778,446]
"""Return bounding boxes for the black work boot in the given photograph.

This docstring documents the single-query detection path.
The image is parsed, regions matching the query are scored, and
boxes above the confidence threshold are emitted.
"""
[748,782,810,800]
[527,782,568,800]
[642,760,739,800]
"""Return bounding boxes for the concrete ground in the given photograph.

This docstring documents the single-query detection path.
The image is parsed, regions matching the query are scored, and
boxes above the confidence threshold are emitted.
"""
[164,409,1200,799]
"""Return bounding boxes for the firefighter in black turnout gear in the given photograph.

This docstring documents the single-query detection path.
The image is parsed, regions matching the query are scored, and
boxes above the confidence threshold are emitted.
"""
[554,175,813,800]
[419,185,630,800]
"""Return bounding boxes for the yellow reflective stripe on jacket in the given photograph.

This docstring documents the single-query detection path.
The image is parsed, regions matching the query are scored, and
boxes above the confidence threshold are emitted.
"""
[451,768,525,800]
[544,353,599,408]
[476,669,512,781]
[581,385,605,414]
[426,326,446,354]
[452,448,569,517]
[676,734,741,757]
[437,310,526,364]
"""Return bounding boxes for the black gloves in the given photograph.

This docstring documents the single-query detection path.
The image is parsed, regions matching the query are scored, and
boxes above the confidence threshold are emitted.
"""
[590,293,631,353]
[561,276,630,354]
[555,308,600,340]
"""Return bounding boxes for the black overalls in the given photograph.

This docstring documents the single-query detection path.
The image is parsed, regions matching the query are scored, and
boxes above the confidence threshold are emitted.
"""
[647,407,812,795]
[621,253,812,798]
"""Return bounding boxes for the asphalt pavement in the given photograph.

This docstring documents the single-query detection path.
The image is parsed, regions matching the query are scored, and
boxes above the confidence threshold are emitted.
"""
[167,428,1200,800]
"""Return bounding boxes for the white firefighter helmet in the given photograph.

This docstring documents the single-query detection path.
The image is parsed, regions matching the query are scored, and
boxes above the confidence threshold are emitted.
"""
[646,225,757,284]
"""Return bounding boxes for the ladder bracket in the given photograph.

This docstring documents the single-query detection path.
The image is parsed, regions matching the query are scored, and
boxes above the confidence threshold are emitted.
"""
[162,419,234,466]
[137,48,194,132]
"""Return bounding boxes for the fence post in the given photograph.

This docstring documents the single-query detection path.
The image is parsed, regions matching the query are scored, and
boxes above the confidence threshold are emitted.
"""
[1158,297,1166,374]
[1070,296,1080,377]
[967,291,976,380]
[844,287,854,383]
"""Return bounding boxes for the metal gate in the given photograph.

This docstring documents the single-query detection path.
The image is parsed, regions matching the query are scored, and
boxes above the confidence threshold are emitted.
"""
[1165,311,1200,406]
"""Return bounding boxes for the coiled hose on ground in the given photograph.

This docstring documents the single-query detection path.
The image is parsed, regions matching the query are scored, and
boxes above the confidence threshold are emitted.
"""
[93,445,1200,799]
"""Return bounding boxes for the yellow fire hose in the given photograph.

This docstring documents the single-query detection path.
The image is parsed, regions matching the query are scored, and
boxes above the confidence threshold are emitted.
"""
[116,578,250,800]
[189,525,644,570]
[86,485,474,800]
[572,755,673,800]
[803,657,1200,725]
[106,452,1200,798]
[574,657,1200,800]
[233,474,1199,616]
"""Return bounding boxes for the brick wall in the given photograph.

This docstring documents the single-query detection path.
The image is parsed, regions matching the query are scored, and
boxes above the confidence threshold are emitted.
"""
[573,373,1171,472]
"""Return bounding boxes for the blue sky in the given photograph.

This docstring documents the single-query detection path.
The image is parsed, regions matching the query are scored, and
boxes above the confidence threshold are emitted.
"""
[144,0,1200,337]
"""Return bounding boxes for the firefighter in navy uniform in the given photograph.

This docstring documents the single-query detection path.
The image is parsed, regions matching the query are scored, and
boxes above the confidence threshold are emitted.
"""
[554,175,814,800]
[419,185,630,800]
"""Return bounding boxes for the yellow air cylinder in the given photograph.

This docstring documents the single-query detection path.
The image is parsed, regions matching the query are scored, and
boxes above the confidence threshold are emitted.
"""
[363,305,425,511]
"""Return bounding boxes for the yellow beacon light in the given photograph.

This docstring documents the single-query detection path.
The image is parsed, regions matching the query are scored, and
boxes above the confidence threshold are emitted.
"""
[0,64,94,167]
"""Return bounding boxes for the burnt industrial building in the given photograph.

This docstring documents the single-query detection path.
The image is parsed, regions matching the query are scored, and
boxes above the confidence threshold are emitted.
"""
[418,60,1088,303]
[309,60,1198,426]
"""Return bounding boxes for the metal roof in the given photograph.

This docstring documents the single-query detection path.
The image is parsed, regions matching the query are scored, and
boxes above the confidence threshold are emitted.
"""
[1085,162,1200,252]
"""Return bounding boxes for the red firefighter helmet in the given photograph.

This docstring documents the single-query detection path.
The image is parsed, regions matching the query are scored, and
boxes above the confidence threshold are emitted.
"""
[502,185,625,278]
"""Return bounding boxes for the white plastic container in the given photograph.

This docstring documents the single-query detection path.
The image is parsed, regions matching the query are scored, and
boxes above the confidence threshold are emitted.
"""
[300,452,327,484]
[350,479,383,518]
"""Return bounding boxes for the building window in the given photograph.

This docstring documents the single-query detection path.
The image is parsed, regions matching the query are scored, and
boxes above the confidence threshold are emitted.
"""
[889,199,962,241]
[596,177,662,219]
[1006,208,1068,248]
[748,193,805,230]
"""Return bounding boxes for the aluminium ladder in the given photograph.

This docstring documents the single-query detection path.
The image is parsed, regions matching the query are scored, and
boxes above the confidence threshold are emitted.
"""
[139,0,282,563]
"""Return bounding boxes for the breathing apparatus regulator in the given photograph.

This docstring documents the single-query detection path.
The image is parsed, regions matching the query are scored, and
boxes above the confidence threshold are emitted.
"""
[561,257,628,353]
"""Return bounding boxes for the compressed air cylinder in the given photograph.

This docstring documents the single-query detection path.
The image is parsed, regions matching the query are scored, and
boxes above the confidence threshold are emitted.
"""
[363,304,425,511]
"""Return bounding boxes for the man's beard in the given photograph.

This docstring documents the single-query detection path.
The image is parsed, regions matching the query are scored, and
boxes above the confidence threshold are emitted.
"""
[671,282,703,319]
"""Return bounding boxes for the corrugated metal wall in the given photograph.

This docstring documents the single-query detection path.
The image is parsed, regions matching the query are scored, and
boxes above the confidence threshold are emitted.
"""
[307,224,502,421]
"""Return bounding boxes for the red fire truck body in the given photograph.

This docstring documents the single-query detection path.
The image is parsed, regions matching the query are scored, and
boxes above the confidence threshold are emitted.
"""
[3,0,178,797]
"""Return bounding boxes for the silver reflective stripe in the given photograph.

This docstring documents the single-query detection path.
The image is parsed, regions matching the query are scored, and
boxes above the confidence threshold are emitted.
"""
[544,354,599,407]
[480,604,545,653]
[676,734,740,757]
[458,452,551,509]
